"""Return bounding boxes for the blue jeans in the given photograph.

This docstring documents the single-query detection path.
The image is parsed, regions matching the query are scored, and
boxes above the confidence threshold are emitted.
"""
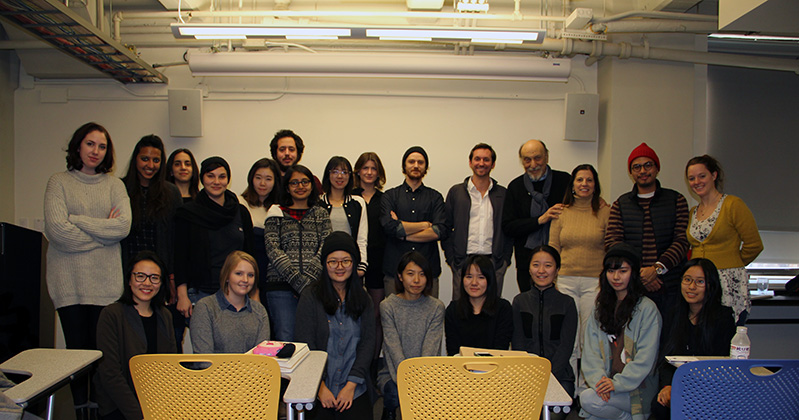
[266,290,299,341]
[187,288,212,305]
[382,379,400,412]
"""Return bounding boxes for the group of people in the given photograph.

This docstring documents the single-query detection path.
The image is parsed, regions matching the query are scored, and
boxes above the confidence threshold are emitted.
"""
[43,121,763,420]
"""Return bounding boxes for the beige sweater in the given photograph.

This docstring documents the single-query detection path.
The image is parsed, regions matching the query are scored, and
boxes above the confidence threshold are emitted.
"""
[549,199,610,278]
[44,170,132,308]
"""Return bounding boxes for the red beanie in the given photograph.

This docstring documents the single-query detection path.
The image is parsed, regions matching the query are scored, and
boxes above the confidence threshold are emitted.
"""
[628,142,660,173]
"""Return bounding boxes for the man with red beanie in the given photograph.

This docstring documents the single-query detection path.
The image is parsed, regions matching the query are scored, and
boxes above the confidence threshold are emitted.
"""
[604,142,689,317]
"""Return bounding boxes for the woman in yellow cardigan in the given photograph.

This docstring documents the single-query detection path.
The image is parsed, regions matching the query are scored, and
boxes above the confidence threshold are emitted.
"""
[685,155,763,324]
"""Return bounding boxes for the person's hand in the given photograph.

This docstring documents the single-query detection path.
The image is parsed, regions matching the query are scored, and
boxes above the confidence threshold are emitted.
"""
[357,269,366,278]
[640,266,662,292]
[595,376,615,397]
[538,204,564,225]
[318,384,336,409]
[657,385,672,407]
[390,211,398,221]
[176,295,192,318]
[109,206,121,219]
[334,382,356,412]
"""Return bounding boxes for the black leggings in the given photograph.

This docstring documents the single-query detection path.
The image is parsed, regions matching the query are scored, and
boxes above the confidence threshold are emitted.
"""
[58,304,104,406]
[309,392,374,420]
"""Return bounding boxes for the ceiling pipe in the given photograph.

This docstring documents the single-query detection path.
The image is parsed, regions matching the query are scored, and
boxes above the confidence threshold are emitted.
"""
[592,11,717,23]
[590,20,718,34]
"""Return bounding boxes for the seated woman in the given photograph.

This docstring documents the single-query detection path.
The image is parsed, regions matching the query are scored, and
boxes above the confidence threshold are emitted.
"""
[651,258,736,420]
[580,243,661,420]
[295,232,376,420]
[377,251,445,420]
[511,245,577,398]
[190,251,270,354]
[95,251,176,420]
[446,254,513,356]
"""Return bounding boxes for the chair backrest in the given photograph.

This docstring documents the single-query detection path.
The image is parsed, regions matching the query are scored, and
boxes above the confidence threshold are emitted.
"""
[671,359,799,420]
[397,356,550,420]
[129,353,281,420]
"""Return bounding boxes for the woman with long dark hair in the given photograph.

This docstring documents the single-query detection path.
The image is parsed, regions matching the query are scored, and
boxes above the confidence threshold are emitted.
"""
[580,243,661,420]
[650,258,736,419]
[295,232,375,419]
[320,156,368,277]
[44,122,131,419]
[263,164,332,341]
[165,148,199,202]
[95,251,175,420]
[445,254,512,356]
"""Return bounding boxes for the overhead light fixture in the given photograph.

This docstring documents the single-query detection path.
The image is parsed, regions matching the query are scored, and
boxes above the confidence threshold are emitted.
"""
[171,23,545,44]
[708,33,799,42]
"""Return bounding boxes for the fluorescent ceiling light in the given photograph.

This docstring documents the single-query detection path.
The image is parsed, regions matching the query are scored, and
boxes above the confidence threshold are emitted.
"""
[366,28,542,42]
[194,35,247,39]
[708,33,799,42]
[172,24,350,39]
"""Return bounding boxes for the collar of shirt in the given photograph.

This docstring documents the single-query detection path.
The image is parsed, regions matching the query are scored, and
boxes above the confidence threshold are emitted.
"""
[526,167,550,183]
[215,289,252,313]
[467,177,493,197]
[402,180,426,193]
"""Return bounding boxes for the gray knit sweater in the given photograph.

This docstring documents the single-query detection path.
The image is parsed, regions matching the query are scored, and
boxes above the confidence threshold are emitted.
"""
[44,170,132,309]
[377,293,445,389]
[189,290,270,354]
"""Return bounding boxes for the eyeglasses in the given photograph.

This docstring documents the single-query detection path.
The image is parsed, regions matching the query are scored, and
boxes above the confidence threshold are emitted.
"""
[326,259,353,269]
[681,276,706,287]
[631,161,656,172]
[132,272,162,284]
[288,179,312,188]
[329,169,350,176]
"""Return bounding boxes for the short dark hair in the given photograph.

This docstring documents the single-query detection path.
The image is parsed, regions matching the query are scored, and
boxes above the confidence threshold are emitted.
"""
[65,122,114,173]
[118,250,169,307]
[353,152,387,191]
[166,148,199,199]
[563,164,602,214]
[395,251,434,296]
[270,129,305,161]
[529,245,561,270]
[686,154,724,192]
[280,165,320,207]
[322,156,354,196]
[456,255,500,319]
[242,158,281,207]
[469,143,496,162]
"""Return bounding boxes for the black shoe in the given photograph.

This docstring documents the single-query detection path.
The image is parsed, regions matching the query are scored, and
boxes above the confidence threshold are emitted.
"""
[381,408,397,420]
[75,407,88,420]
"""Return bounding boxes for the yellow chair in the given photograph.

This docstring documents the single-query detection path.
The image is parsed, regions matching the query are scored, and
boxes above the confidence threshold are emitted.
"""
[397,356,551,420]
[129,354,281,420]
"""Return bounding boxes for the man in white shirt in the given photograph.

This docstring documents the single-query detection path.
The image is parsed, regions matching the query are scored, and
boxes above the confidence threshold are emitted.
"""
[443,143,513,300]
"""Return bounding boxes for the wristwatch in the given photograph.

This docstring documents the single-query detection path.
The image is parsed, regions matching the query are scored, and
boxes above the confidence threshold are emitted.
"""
[655,262,667,276]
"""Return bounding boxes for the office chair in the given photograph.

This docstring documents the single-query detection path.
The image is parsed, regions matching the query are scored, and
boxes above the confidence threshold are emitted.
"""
[397,356,550,420]
[670,359,799,420]
[129,353,281,420]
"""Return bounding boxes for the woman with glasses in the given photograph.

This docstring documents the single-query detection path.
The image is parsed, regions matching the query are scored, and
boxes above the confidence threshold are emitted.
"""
[96,251,176,420]
[684,155,763,324]
[295,232,375,420]
[264,165,332,341]
[320,156,368,278]
[650,258,735,420]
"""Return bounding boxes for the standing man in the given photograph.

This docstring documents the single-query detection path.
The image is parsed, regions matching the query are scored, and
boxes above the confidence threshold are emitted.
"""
[381,146,447,297]
[604,142,689,316]
[502,140,570,293]
[443,143,513,300]
[269,129,322,189]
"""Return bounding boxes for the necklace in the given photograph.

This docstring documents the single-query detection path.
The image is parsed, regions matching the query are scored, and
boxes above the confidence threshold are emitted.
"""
[697,192,721,220]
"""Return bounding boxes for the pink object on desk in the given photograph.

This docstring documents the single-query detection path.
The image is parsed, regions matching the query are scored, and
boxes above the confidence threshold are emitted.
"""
[253,342,285,357]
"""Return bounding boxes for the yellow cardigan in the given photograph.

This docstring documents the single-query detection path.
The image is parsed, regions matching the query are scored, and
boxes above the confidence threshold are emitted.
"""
[687,194,763,269]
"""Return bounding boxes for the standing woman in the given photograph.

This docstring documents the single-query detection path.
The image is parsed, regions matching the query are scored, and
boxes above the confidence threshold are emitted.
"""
[263,165,332,341]
[352,152,388,360]
[44,122,132,419]
[190,251,270,353]
[377,251,445,420]
[165,148,199,203]
[295,232,375,420]
[651,258,736,420]
[549,164,609,393]
[174,157,255,322]
[445,254,513,356]
[685,155,763,324]
[239,158,281,303]
[95,251,176,420]
[320,156,369,277]
[580,243,661,420]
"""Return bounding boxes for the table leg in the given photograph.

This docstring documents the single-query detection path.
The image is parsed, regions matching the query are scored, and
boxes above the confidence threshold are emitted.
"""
[46,394,55,420]
[287,403,295,420]
[542,405,551,420]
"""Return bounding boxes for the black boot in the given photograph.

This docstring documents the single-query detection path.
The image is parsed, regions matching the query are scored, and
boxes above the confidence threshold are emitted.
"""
[381,408,397,420]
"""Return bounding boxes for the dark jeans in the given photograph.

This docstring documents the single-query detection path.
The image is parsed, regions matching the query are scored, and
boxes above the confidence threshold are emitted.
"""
[57,304,104,406]
[309,392,374,420]
[382,380,399,412]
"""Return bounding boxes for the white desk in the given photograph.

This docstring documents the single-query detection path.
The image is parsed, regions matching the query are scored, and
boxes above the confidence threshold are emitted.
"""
[0,348,102,420]
[543,373,572,420]
[281,350,328,420]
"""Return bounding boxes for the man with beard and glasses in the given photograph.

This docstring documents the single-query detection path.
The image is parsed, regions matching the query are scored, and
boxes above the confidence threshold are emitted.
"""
[604,142,689,318]
[502,139,570,294]
[381,146,446,297]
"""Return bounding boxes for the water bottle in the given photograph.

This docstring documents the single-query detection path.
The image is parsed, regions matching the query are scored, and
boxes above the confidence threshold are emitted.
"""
[730,326,751,359]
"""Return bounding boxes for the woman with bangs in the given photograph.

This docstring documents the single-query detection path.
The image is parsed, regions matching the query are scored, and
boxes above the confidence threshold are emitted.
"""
[165,148,199,202]
[650,258,736,420]
[190,251,270,354]
[320,156,369,278]
[445,254,513,356]
[580,243,661,420]
[263,164,332,341]
[95,251,176,420]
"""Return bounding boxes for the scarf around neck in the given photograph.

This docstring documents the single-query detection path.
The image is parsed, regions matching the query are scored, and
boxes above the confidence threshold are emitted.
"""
[523,165,553,249]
